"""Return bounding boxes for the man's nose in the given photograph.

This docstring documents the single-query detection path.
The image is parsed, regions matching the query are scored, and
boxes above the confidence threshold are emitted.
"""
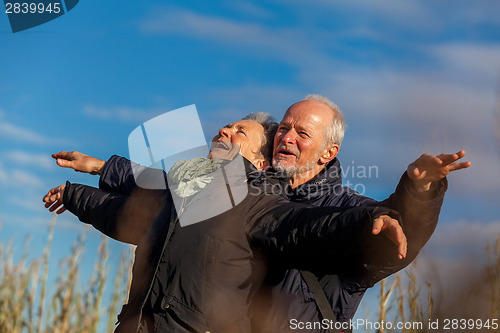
[219,127,232,138]
[280,129,296,145]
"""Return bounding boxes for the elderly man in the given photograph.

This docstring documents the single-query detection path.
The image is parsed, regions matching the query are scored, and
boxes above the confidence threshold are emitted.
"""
[44,113,407,333]
[253,94,471,333]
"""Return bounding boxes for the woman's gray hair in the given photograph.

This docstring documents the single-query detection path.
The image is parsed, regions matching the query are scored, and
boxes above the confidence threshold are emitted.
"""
[242,112,278,162]
[304,94,346,147]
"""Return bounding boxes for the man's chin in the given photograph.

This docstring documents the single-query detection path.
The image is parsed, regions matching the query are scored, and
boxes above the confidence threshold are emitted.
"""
[272,160,297,176]
[273,159,318,178]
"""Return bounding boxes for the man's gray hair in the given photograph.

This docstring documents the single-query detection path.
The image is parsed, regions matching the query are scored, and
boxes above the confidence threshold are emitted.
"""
[242,112,278,162]
[304,94,346,147]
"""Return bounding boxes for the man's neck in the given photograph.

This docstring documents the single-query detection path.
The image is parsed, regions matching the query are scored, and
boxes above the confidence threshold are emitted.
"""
[290,168,323,189]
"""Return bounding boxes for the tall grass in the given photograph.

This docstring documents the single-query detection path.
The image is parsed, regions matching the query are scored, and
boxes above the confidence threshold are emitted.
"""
[0,214,133,333]
[373,234,500,333]
[0,215,497,333]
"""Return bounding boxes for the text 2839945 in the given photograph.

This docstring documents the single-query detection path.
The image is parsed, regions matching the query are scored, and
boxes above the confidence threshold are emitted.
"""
[5,2,62,14]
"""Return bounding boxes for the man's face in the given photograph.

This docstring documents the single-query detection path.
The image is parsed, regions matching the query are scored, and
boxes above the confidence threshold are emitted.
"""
[209,120,266,166]
[272,100,334,176]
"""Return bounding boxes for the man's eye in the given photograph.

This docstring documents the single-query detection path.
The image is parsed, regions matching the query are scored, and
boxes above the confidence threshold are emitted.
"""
[237,130,247,136]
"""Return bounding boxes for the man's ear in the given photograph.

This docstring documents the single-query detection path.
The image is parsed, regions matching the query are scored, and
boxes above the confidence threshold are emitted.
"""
[319,145,339,165]
[254,158,270,171]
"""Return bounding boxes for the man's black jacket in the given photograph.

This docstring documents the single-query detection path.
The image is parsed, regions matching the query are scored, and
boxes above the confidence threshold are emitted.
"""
[253,158,447,333]
[63,156,403,333]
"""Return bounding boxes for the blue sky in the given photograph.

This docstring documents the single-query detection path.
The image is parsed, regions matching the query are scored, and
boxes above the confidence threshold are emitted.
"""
[1,0,500,325]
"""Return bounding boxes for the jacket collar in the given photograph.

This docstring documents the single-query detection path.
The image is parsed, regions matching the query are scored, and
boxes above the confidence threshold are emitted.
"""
[287,157,343,201]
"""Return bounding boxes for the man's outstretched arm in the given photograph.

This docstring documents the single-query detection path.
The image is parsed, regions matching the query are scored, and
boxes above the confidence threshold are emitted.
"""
[334,150,470,284]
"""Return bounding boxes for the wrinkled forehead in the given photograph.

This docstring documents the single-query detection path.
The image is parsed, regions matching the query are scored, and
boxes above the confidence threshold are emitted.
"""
[282,101,333,129]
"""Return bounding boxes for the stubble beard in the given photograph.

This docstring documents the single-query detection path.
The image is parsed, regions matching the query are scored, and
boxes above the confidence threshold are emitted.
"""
[272,157,318,178]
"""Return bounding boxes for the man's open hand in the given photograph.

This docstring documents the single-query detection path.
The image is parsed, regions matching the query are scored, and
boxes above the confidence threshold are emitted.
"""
[407,150,471,192]
[372,215,407,260]
[52,151,106,175]
[42,184,66,214]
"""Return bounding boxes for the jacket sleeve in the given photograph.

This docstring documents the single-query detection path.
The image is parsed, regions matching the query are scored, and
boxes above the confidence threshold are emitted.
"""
[378,172,447,254]
[248,198,402,273]
[342,172,446,253]
[63,181,166,245]
[334,172,447,285]
[99,155,170,196]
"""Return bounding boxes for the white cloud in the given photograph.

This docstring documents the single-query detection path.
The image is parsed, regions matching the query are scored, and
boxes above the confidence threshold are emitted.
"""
[206,83,300,113]
[137,4,500,197]
[0,162,7,183]
[279,0,500,39]
[316,0,435,29]
[0,211,90,233]
[228,0,273,20]
[4,151,56,171]
[0,162,45,188]
[0,121,54,145]
[10,170,45,188]
[9,195,46,213]
[496,99,500,150]
[427,220,500,250]
[436,0,500,27]
[140,8,332,70]
[428,43,500,84]
[141,8,267,40]
[83,105,170,123]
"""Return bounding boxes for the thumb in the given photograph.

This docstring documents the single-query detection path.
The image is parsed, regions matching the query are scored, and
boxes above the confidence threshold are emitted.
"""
[407,164,422,180]
[56,158,73,168]
[372,218,383,235]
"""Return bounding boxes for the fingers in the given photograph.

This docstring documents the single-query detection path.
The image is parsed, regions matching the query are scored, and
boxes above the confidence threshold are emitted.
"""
[52,151,82,170]
[407,164,418,177]
[408,150,470,184]
[43,191,61,206]
[447,160,471,172]
[48,200,63,212]
[42,185,66,214]
[56,158,74,169]
[407,153,441,181]
[42,187,60,203]
[437,150,467,166]
[43,191,61,207]
[51,151,104,174]
[372,218,383,235]
[407,165,424,180]
[52,151,77,161]
[437,150,470,173]
[44,197,66,213]
[52,151,75,169]
[372,215,407,259]
[396,226,407,260]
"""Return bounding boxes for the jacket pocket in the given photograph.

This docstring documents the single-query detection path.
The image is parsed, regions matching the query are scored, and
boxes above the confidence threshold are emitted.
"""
[156,295,210,332]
